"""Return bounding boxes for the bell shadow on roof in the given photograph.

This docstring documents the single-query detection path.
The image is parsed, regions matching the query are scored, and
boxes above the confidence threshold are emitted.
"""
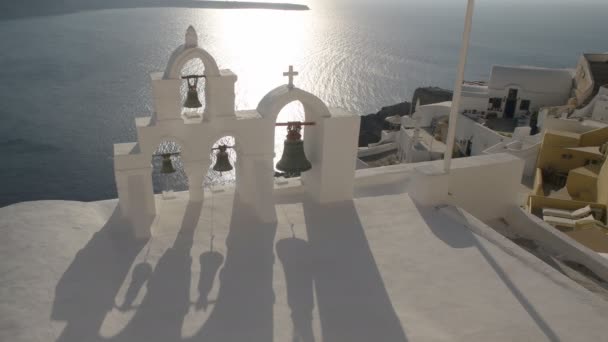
[276,236,315,342]
[192,194,277,341]
[119,262,153,311]
[111,200,202,342]
[51,206,148,342]
[196,250,224,311]
[302,200,408,342]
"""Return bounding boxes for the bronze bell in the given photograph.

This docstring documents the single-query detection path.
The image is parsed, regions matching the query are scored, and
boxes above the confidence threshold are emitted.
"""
[160,154,176,174]
[183,77,203,108]
[212,145,233,172]
[276,124,311,174]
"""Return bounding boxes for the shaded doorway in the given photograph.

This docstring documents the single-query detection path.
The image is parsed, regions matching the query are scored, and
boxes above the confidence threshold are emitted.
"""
[504,88,518,118]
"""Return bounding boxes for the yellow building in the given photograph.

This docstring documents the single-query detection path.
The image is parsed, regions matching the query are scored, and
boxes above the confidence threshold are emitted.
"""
[529,126,608,252]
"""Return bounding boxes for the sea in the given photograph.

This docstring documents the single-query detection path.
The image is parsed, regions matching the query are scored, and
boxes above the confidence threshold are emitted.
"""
[1,0,607,206]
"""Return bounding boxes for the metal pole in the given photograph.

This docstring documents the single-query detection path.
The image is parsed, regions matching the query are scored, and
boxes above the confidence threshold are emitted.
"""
[443,0,475,173]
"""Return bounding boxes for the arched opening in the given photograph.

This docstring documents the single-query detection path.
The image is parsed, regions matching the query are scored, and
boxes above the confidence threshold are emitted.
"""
[205,135,237,188]
[180,58,206,120]
[274,101,306,175]
[151,140,189,198]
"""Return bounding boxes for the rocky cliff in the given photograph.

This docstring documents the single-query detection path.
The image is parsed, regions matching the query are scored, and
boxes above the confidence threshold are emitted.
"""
[359,87,453,147]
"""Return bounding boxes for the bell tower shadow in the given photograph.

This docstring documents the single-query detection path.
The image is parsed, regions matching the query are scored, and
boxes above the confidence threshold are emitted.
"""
[193,196,277,341]
[276,236,315,342]
[302,200,408,342]
[111,201,203,342]
[51,206,148,342]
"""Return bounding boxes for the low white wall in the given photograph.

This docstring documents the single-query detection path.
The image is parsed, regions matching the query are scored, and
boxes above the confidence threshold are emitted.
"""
[506,206,608,282]
[357,143,398,158]
[447,154,524,221]
[355,153,524,221]
[483,137,540,179]
[399,128,437,163]
[412,103,451,127]
[369,130,399,146]
[460,93,488,113]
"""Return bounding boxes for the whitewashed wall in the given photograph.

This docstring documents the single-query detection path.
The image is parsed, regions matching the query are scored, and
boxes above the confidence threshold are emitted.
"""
[459,94,488,113]
[411,102,451,127]
[455,114,506,156]
[447,154,524,221]
[354,153,524,221]
[482,127,540,178]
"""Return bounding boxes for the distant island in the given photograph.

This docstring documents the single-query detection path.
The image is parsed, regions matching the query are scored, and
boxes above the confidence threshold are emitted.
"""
[0,0,309,21]
[191,0,310,11]
[177,1,309,11]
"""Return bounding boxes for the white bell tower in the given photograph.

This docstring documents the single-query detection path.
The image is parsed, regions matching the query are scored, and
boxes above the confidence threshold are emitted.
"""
[113,26,360,239]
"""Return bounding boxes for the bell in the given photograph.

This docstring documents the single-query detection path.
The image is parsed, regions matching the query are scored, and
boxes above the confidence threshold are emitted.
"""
[183,77,202,108]
[276,139,311,174]
[160,154,176,174]
[212,145,233,172]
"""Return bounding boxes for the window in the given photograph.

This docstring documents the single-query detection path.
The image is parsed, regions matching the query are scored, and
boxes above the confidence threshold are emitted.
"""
[520,100,531,111]
[488,97,502,110]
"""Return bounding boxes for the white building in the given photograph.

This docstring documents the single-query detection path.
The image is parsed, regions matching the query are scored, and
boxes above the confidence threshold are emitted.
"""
[460,65,574,119]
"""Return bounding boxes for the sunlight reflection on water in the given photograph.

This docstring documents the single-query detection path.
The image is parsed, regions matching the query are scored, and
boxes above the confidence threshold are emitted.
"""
[3,1,608,204]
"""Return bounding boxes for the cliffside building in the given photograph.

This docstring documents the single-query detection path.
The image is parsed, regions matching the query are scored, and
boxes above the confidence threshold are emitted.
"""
[460,66,573,119]
[529,125,608,253]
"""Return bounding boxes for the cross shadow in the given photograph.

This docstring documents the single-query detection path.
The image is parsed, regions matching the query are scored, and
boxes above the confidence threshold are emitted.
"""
[276,237,315,342]
[51,206,148,342]
[302,200,408,342]
[415,202,561,342]
[192,195,277,342]
[112,200,202,342]
[1,0,309,21]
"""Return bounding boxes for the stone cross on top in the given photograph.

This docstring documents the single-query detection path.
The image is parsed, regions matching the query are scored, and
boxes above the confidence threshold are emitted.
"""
[283,65,299,89]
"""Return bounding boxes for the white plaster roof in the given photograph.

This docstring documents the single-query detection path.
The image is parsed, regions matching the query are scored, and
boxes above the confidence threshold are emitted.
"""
[2,187,608,341]
[489,65,574,94]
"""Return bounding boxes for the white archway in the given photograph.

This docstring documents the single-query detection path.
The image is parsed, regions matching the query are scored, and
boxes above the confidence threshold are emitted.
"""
[163,26,220,79]
[257,85,331,122]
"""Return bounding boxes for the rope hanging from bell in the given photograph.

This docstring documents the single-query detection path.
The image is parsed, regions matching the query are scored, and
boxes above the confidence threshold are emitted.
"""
[275,121,315,175]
